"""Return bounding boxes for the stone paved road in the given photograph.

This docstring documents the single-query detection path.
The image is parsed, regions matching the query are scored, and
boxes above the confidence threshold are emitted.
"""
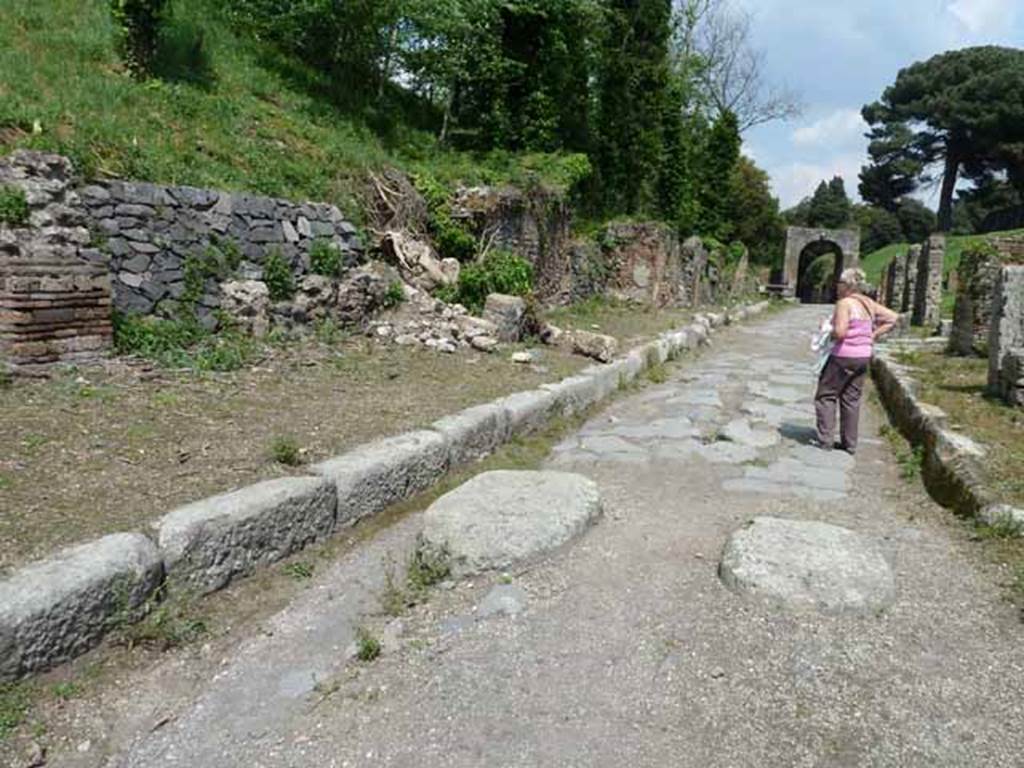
[103,306,1024,768]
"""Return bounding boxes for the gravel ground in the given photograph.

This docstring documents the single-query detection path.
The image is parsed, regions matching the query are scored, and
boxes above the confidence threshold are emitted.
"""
[11,305,1024,768]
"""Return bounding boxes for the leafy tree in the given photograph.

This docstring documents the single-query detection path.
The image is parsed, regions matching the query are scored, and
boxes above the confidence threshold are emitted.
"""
[805,176,851,229]
[695,109,741,238]
[595,0,675,214]
[862,46,1024,231]
[853,204,903,254]
[895,198,935,243]
[730,156,784,265]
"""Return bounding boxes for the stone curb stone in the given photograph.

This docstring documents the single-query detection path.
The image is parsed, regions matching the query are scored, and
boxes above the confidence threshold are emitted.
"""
[978,504,1024,534]
[312,430,449,525]
[422,470,603,575]
[719,517,895,615]
[873,349,997,518]
[156,477,336,594]
[541,374,603,417]
[431,403,511,468]
[581,359,631,400]
[498,389,560,437]
[0,533,163,681]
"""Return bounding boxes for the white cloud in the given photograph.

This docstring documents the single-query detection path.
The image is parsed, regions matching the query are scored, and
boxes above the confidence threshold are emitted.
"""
[791,109,868,148]
[947,0,1017,34]
[767,153,866,209]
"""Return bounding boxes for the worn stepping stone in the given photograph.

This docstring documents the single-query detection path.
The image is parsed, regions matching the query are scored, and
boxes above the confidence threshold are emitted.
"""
[719,517,895,614]
[422,471,602,575]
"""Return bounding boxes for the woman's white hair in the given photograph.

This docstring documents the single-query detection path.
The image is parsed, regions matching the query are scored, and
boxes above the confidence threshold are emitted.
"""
[839,267,867,292]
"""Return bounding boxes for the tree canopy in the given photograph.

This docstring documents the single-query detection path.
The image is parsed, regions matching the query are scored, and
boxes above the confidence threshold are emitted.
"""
[860,46,1024,231]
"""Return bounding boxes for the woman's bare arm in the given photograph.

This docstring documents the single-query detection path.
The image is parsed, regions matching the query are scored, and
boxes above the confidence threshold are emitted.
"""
[832,299,851,340]
[869,297,899,340]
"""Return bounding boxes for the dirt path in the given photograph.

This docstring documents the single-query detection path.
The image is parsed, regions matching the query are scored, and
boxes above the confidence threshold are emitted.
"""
[38,306,1024,767]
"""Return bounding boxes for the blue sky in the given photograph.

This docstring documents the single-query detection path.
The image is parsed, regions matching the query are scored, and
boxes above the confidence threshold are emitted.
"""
[737,0,1024,209]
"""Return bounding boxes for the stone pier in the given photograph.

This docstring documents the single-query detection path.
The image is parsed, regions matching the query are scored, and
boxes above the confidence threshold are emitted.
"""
[988,265,1024,403]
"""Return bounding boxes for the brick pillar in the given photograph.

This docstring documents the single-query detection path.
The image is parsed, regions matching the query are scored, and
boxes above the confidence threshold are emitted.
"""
[0,151,112,376]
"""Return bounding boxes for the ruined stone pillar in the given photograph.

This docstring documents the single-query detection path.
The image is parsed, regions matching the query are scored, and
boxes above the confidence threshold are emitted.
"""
[902,245,921,318]
[912,235,944,327]
[886,253,907,311]
[988,265,1024,396]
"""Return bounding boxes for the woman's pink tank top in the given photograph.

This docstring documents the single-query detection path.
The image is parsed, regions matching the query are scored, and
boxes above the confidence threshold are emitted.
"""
[833,316,873,359]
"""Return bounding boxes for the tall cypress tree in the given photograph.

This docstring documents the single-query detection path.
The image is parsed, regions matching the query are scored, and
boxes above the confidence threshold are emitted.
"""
[698,109,741,239]
[595,0,674,215]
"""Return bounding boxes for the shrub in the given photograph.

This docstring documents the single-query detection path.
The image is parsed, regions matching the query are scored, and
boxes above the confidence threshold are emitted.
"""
[355,627,381,662]
[262,248,295,301]
[112,312,258,372]
[413,173,477,263]
[309,239,342,277]
[269,436,302,466]
[0,185,29,227]
[450,250,534,312]
[383,281,405,308]
[110,0,169,77]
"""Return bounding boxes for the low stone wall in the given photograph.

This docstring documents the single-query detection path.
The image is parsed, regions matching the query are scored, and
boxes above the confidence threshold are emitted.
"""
[81,179,364,327]
[0,300,772,680]
[0,152,113,375]
[872,344,1020,523]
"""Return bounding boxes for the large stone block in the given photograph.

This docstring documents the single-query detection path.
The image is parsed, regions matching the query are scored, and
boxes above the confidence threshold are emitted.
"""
[541,375,603,417]
[482,294,526,343]
[0,534,163,681]
[156,477,336,594]
[498,389,560,436]
[988,265,1024,394]
[431,403,511,468]
[312,430,450,525]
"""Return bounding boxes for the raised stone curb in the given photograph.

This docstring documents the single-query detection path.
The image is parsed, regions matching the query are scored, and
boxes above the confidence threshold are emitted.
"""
[431,403,511,468]
[312,430,450,525]
[0,534,163,680]
[0,298,775,681]
[873,346,1001,521]
[156,477,336,594]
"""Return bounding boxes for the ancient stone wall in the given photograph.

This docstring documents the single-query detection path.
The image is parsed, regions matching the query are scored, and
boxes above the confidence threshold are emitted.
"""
[451,187,571,300]
[999,348,1024,407]
[564,225,728,308]
[0,152,112,375]
[988,265,1024,400]
[80,180,363,327]
[950,237,1024,356]
[902,245,921,319]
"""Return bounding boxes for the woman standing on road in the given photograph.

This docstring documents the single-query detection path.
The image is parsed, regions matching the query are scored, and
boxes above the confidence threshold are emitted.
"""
[813,268,899,455]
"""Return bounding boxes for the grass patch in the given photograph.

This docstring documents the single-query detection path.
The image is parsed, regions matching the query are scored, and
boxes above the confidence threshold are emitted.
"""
[284,561,314,581]
[354,627,381,662]
[0,683,30,742]
[269,435,302,466]
[113,313,259,372]
[0,185,29,227]
[907,350,1024,506]
[109,586,209,651]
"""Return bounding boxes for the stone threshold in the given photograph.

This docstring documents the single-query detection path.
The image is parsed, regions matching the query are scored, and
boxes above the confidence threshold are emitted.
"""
[0,301,772,681]
[871,344,1023,532]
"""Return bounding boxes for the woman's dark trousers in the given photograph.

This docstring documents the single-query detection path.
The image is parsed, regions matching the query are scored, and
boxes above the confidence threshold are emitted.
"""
[814,356,869,452]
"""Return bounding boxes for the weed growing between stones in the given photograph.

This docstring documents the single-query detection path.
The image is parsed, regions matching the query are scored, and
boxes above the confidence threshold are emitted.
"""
[975,518,1024,540]
[309,238,343,277]
[112,312,259,372]
[383,281,406,308]
[284,561,315,580]
[879,422,925,481]
[354,627,381,662]
[406,536,452,594]
[263,247,295,302]
[269,436,303,467]
[0,185,29,227]
[645,363,668,384]
[107,584,209,652]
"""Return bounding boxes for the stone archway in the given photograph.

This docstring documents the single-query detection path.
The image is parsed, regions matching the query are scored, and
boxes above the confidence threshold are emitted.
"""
[784,227,860,303]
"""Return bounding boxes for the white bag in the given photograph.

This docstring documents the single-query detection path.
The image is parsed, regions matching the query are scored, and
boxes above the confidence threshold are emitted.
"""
[811,316,834,376]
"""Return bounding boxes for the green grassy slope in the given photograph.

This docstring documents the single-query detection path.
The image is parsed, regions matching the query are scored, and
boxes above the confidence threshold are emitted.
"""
[0,0,578,217]
[862,228,1024,285]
